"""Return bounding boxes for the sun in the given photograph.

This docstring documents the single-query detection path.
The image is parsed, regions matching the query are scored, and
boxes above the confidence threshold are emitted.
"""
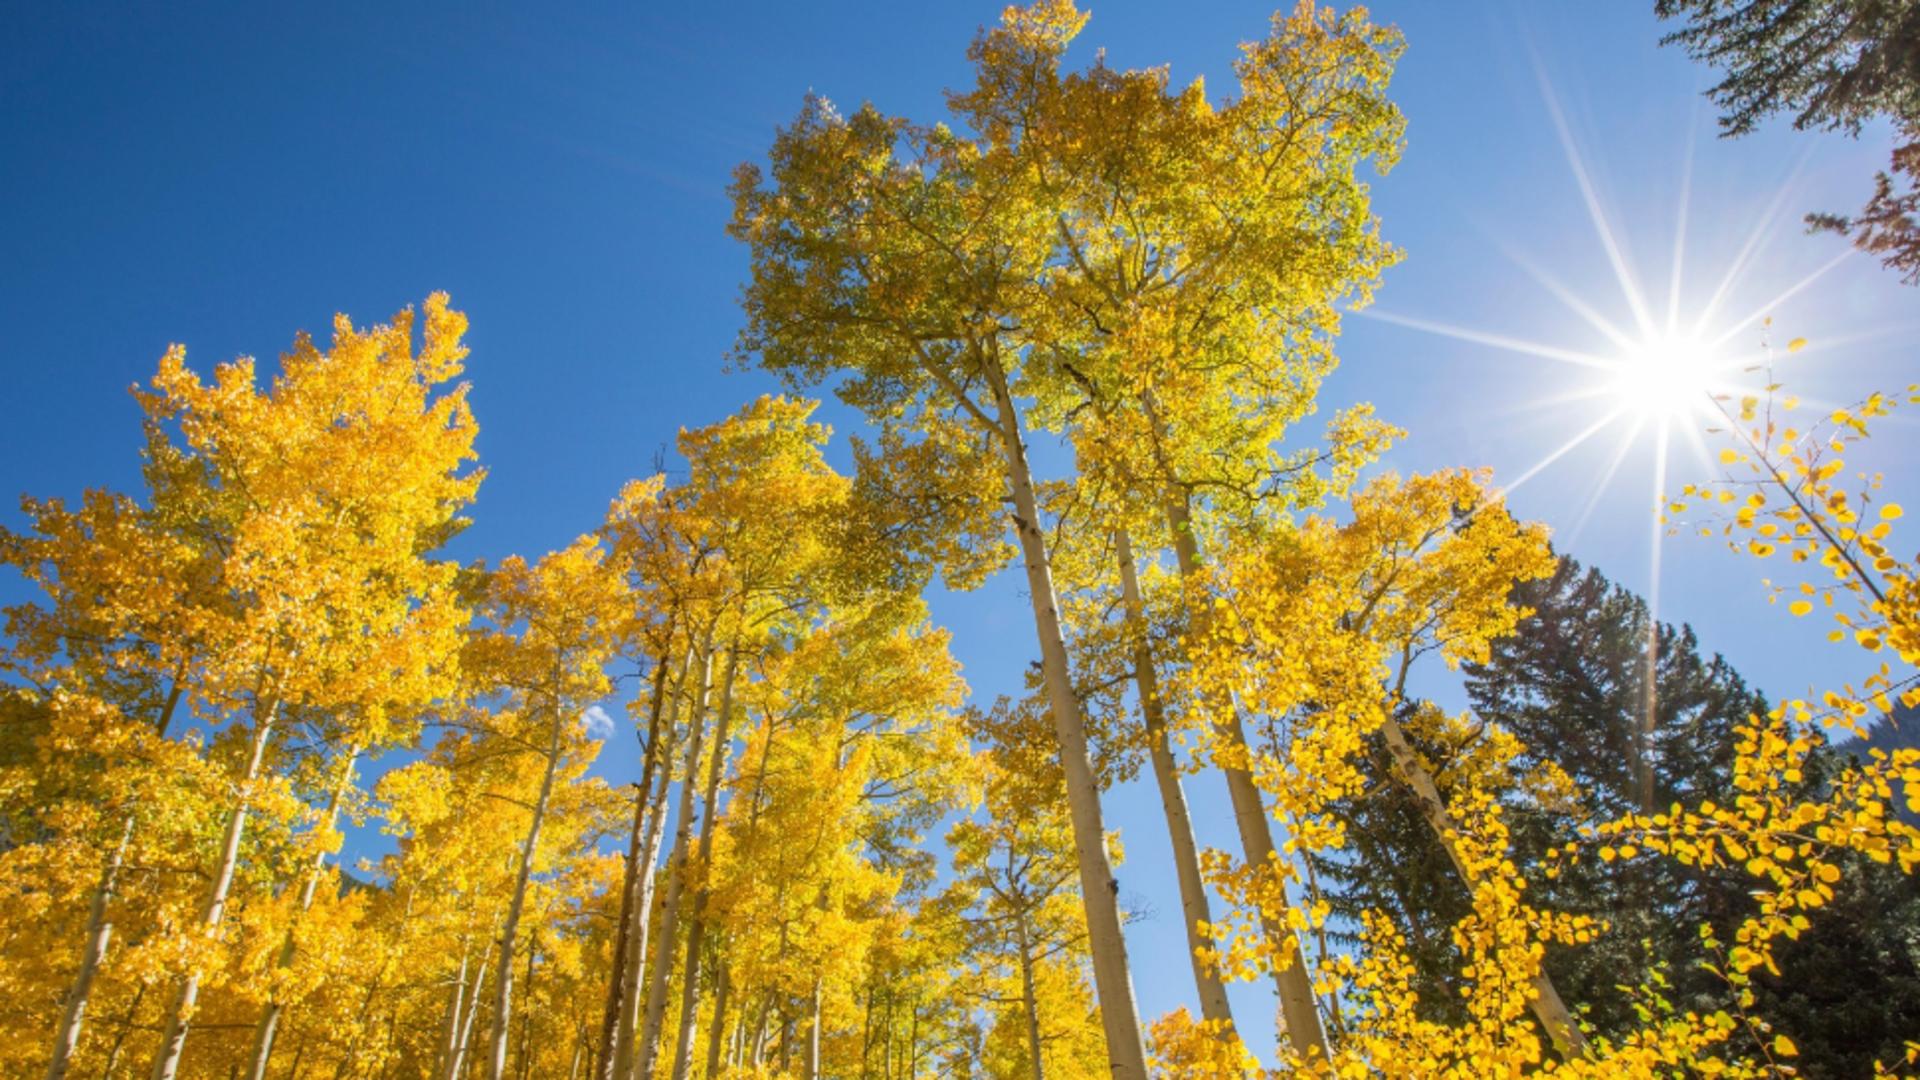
[1346,54,1868,744]
[1608,334,1718,421]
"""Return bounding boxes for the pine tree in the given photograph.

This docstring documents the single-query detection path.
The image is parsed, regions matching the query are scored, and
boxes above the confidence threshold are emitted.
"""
[1657,0,1920,282]
[1309,552,1920,1075]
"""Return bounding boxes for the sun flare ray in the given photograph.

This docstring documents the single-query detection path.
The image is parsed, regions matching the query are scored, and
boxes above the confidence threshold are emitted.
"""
[1565,415,1647,547]
[1355,309,1613,369]
[1495,407,1622,498]
[1693,148,1812,335]
[1534,61,1659,341]
[1666,104,1698,335]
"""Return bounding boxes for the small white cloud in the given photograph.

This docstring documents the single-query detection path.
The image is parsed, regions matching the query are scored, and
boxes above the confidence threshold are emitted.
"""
[581,704,616,740]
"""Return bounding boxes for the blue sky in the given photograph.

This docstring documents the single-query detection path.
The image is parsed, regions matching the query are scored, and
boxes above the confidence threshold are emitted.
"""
[5,0,1917,1062]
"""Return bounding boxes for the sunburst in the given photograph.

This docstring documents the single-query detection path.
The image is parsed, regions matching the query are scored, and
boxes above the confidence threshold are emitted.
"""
[1353,60,1862,727]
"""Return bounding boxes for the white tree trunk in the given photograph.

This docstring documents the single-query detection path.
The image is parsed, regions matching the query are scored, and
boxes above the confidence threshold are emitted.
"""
[1376,713,1588,1055]
[612,646,694,1078]
[48,677,182,1080]
[634,639,717,1079]
[447,953,490,1080]
[245,746,360,1080]
[45,815,133,1080]
[486,704,567,1080]
[984,364,1148,1079]
[599,641,680,1079]
[668,641,741,1080]
[436,946,471,1079]
[149,698,280,1080]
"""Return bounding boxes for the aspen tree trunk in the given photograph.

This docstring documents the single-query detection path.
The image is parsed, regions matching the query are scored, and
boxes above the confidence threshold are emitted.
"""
[447,955,490,1080]
[803,979,822,1080]
[513,937,538,1080]
[45,815,134,1080]
[48,676,182,1080]
[983,362,1149,1079]
[863,996,875,1078]
[597,644,676,1077]
[1159,495,1329,1059]
[1015,917,1046,1080]
[150,697,281,1080]
[668,640,742,1080]
[1375,714,1588,1055]
[100,982,146,1079]
[1113,530,1236,1032]
[755,991,777,1068]
[703,960,732,1080]
[437,947,471,1079]
[1637,624,1659,816]
[486,701,568,1080]
[907,1000,921,1077]
[598,782,650,1078]
[334,887,406,1080]
[729,1000,748,1070]
[635,639,717,1079]
[246,746,361,1080]
[612,647,695,1078]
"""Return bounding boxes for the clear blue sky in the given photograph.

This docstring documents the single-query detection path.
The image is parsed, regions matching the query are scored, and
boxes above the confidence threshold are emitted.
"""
[6,0,1916,1061]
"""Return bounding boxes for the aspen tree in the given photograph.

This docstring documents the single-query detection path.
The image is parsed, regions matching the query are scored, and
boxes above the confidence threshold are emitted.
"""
[987,2,1405,1056]
[728,7,1156,1068]
[465,539,630,1080]
[659,397,852,1080]
[936,698,1109,1080]
[130,296,478,1080]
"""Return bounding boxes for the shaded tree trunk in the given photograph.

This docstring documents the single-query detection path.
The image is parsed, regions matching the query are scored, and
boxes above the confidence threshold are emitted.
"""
[1160,492,1329,1059]
[513,936,538,1080]
[804,979,822,1080]
[704,960,732,1080]
[1113,530,1236,1033]
[100,981,147,1079]
[1016,917,1046,1080]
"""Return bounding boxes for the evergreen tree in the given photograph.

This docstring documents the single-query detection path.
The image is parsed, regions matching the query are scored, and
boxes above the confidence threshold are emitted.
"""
[1315,554,1920,1076]
[1656,0,1920,282]
[1462,555,1767,1031]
